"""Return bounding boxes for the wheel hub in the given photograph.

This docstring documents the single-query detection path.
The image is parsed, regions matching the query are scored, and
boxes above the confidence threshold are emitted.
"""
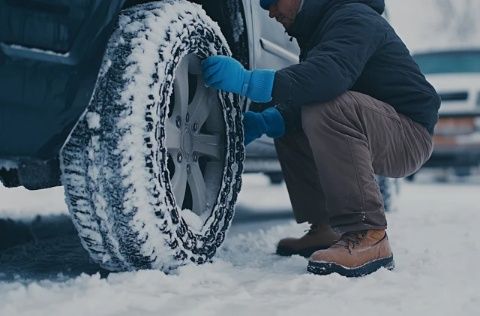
[164,53,226,216]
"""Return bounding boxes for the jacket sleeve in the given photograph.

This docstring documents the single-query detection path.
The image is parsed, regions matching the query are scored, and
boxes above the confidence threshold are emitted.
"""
[272,10,386,109]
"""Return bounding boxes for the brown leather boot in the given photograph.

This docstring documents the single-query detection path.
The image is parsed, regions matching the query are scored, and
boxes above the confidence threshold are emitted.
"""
[276,224,340,258]
[307,229,394,277]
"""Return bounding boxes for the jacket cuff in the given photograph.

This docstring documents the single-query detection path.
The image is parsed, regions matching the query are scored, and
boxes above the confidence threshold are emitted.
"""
[271,71,302,135]
[275,104,302,135]
[271,70,292,106]
[247,69,276,103]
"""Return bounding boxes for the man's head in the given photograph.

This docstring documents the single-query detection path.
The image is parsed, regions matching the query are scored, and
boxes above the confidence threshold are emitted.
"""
[261,0,302,30]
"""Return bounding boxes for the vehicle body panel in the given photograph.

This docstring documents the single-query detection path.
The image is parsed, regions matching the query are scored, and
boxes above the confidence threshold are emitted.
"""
[247,0,299,69]
[243,0,299,172]
[0,0,126,159]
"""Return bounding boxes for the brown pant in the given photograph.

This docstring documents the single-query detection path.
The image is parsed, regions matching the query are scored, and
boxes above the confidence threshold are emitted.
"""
[274,91,433,233]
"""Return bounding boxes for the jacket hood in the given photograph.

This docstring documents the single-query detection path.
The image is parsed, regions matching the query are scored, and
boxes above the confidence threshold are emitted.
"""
[287,0,385,43]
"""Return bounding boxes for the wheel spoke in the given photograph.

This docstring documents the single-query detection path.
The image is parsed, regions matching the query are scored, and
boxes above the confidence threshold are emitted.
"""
[188,162,207,214]
[187,54,202,75]
[165,118,181,150]
[171,162,188,207]
[202,160,224,208]
[193,133,224,160]
[172,56,190,122]
[189,87,212,127]
[203,94,224,133]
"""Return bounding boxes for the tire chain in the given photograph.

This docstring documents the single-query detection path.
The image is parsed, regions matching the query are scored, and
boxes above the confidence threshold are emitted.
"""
[61,0,244,271]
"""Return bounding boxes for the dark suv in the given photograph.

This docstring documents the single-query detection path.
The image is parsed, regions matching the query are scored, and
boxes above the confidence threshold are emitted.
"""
[413,49,480,178]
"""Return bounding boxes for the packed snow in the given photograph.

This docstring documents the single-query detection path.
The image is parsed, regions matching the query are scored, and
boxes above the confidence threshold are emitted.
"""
[85,112,101,130]
[0,160,18,172]
[1,173,479,315]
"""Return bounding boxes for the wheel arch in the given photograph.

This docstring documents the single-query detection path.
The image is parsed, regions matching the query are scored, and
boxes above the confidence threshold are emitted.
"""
[123,0,250,68]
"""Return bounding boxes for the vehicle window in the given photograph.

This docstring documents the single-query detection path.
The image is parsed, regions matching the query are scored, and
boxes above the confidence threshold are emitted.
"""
[413,51,480,74]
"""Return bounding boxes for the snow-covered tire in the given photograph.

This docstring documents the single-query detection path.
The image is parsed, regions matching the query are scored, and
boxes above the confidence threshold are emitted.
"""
[60,0,244,271]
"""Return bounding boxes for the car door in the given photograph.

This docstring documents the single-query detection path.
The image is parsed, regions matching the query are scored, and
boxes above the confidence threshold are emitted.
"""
[245,0,300,70]
[241,0,300,164]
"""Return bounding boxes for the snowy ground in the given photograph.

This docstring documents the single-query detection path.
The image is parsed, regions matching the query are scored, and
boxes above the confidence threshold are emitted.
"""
[1,2,479,315]
[0,173,479,315]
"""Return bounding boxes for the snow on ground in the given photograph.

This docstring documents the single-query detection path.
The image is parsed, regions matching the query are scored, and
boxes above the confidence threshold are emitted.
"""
[0,174,479,315]
[2,2,479,315]
[0,186,66,220]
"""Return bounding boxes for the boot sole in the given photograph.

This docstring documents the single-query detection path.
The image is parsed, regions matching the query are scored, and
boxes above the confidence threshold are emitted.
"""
[276,245,331,258]
[307,256,395,277]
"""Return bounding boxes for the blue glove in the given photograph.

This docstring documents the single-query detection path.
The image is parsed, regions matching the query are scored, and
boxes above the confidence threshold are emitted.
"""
[243,107,285,146]
[202,55,275,103]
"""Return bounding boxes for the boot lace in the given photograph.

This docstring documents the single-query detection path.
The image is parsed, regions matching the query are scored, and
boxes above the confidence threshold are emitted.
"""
[338,231,368,254]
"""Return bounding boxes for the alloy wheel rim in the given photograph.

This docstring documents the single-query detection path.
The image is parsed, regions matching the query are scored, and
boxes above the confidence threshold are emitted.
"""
[165,54,226,217]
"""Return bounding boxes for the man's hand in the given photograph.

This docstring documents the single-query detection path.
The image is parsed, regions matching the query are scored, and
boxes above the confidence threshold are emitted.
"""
[243,107,286,146]
[202,55,275,103]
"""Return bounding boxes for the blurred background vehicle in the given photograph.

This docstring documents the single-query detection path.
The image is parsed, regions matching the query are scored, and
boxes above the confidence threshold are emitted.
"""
[410,49,480,180]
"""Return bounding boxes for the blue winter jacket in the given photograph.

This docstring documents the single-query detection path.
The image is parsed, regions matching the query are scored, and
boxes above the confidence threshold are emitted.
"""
[273,0,440,134]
